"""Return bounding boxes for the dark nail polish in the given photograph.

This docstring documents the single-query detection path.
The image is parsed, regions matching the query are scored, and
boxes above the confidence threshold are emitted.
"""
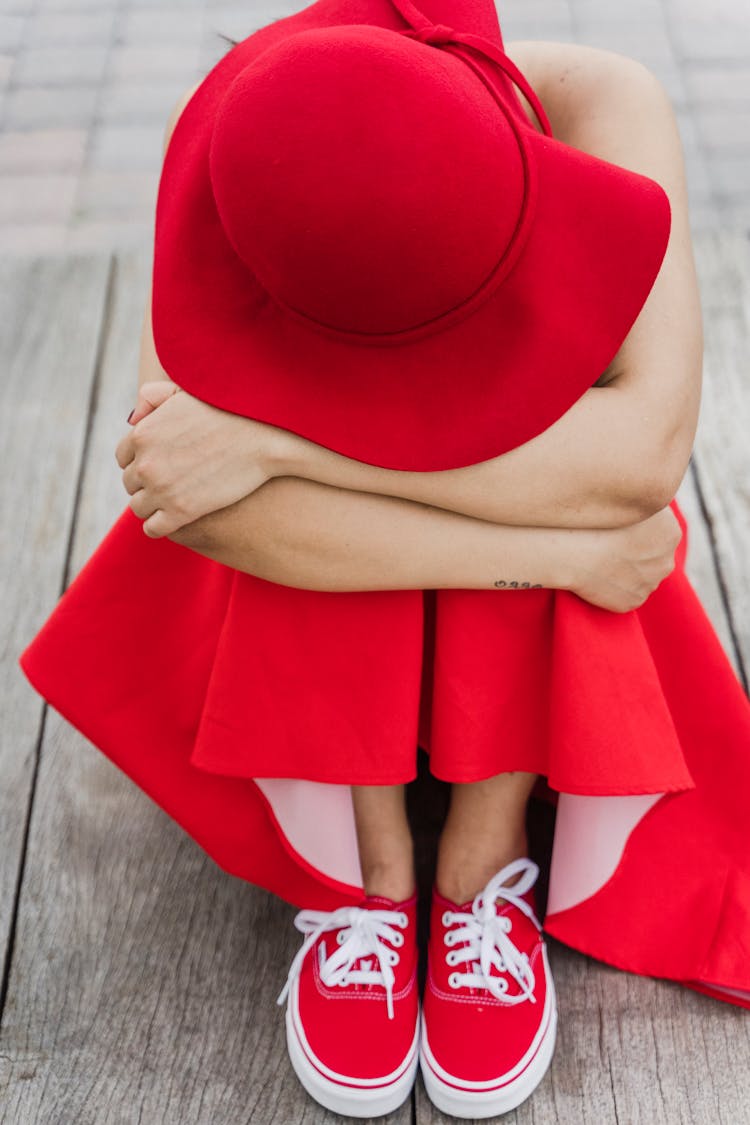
[127,409,134,423]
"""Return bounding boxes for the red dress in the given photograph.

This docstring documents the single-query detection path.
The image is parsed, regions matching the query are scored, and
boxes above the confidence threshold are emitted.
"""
[18,496,750,1010]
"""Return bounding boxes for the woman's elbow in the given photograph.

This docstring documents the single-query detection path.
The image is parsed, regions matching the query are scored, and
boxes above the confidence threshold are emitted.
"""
[634,439,694,517]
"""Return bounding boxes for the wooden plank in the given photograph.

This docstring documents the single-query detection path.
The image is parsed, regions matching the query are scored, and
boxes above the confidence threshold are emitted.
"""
[0,249,411,1124]
[0,253,111,1002]
[690,228,750,685]
[677,462,738,674]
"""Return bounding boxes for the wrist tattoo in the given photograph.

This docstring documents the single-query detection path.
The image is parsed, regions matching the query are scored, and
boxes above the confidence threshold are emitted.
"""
[492,579,544,589]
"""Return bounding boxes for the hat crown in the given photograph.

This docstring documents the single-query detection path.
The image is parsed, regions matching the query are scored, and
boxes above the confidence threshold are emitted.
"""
[208,25,531,338]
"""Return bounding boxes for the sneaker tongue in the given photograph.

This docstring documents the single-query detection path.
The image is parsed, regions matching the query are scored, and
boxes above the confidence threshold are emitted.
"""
[454,887,536,914]
[363,894,399,908]
[362,891,415,909]
[453,894,513,913]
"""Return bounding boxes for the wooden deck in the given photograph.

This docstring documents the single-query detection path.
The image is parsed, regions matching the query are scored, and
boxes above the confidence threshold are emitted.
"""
[1,235,749,1124]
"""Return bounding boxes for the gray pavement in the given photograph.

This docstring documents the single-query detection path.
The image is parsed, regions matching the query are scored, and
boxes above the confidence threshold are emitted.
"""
[0,0,748,254]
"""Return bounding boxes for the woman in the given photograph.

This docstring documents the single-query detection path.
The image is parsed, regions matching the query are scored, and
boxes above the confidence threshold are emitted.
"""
[20,0,750,1120]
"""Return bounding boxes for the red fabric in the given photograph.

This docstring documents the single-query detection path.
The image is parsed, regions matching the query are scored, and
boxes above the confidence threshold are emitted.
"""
[22,501,700,797]
[151,0,671,471]
[190,572,423,784]
[18,496,750,1021]
[19,521,364,910]
[543,548,750,989]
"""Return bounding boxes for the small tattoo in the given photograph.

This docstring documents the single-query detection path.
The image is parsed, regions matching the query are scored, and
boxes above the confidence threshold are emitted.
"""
[493,580,543,589]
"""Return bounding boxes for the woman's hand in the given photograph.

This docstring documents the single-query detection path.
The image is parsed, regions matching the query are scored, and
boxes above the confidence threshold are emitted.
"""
[568,505,683,613]
[114,380,297,538]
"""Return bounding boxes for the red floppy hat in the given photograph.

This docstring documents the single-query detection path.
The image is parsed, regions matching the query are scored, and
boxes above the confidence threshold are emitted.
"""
[151,0,672,471]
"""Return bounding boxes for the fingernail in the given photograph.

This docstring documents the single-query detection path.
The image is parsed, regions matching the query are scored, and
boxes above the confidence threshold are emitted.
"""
[127,409,134,423]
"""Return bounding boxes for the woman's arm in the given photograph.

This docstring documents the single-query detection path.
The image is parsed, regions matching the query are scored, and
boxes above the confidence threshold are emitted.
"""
[127,44,701,537]
[124,283,682,609]
[168,474,681,613]
[170,475,573,591]
[269,44,702,529]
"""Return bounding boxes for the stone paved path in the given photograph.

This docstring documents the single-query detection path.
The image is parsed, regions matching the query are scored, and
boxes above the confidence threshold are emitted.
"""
[0,0,748,254]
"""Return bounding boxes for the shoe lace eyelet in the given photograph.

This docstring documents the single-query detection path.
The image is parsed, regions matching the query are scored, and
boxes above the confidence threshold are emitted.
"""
[391,931,404,947]
[448,972,461,989]
[443,932,454,946]
[445,951,457,966]
[442,911,453,926]
[390,951,400,965]
[336,930,346,944]
[398,912,408,927]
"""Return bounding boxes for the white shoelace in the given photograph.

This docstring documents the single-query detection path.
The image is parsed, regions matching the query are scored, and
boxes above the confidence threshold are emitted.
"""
[276,904,409,1020]
[442,858,542,1005]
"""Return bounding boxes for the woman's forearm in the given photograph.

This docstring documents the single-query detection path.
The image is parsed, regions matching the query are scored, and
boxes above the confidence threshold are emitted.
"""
[168,475,583,593]
[279,382,666,531]
[273,45,701,531]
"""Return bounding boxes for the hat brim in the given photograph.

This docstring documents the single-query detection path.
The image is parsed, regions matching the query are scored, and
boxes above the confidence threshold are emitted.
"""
[152,31,671,471]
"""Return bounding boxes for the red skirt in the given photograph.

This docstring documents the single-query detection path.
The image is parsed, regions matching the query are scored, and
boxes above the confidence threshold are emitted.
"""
[18,498,750,1009]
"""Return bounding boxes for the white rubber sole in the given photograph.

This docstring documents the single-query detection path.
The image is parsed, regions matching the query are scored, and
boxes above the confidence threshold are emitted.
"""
[284,984,420,1118]
[419,961,558,1119]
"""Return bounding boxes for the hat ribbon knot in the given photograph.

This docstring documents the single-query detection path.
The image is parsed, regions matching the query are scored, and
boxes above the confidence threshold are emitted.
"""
[391,0,553,137]
[411,21,456,45]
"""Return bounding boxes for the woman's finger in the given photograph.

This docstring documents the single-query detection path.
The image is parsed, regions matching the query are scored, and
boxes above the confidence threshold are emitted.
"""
[128,488,156,520]
[115,429,135,470]
[142,508,181,539]
[121,461,143,495]
[128,380,180,425]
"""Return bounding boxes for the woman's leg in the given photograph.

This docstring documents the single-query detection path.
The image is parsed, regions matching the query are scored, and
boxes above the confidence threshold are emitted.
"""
[351,784,417,901]
[351,770,537,905]
[435,770,538,904]
[420,770,553,1120]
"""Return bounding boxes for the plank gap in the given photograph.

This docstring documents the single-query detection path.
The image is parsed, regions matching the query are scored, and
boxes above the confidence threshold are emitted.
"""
[0,706,48,1031]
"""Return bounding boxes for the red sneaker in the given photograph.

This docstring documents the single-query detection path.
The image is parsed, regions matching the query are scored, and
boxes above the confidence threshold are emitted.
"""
[420,859,557,1119]
[277,892,420,1117]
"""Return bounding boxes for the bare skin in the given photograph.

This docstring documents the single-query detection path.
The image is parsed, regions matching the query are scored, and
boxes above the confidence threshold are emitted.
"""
[118,42,702,904]
[435,772,540,905]
[351,785,416,903]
